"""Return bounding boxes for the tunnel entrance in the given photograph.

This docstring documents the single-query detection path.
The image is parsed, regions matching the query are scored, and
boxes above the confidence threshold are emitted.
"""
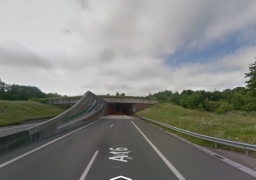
[106,103,133,115]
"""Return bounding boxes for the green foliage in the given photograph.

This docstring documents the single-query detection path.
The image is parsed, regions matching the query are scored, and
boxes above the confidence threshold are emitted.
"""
[241,98,256,111]
[215,101,234,114]
[46,92,62,98]
[0,79,63,101]
[67,104,71,109]
[245,60,256,90]
[29,98,48,103]
[150,86,255,112]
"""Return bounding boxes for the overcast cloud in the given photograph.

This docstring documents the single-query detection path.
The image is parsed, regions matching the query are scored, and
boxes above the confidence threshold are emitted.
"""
[0,0,256,96]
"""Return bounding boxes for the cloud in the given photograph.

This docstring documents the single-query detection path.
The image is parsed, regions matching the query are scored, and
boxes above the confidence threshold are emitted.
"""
[0,43,52,69]
[77,0,90,10]
[0,0,256,96]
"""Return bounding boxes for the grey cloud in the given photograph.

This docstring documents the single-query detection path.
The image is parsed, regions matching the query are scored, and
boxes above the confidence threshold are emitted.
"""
[84,80,132,92]
[77,0,90,10]
[72,0,256,60]
[98,49,115,62]
[0,44,52,69]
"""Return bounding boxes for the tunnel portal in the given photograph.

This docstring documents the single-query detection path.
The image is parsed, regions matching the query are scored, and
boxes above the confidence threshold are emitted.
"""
[48,96,158,115]
[103,98,158,116]
[106,102,134,115]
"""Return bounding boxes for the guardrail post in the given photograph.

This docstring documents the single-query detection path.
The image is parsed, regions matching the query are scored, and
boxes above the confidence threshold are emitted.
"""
[246,149,249,156]
[215,143,217,149]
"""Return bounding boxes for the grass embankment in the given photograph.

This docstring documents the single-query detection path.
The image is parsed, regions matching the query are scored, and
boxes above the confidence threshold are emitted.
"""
[0,100,65,127]
[136,103,256,153]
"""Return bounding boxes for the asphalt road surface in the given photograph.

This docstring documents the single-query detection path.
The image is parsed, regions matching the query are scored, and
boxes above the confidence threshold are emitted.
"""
[0,115,255,180]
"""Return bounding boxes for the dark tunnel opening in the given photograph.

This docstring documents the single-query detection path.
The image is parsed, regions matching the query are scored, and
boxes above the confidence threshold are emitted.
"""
[106,103,134,115]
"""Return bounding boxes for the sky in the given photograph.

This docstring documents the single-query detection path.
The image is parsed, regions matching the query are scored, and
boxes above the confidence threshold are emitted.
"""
[0,0,256,96]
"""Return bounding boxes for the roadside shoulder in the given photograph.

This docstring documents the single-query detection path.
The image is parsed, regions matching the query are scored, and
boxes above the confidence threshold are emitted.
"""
[137,118,256,178]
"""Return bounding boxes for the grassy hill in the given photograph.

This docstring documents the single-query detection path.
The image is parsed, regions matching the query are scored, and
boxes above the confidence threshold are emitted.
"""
[0,100,65,126]
[136,102,256,152]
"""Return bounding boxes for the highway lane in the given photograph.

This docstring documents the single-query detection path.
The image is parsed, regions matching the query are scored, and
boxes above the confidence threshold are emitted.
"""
[0,123,41,137]
[0,115,255,180]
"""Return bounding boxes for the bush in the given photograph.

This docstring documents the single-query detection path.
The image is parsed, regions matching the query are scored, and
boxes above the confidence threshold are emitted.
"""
[29,98,48,103]
[215,102,234,114]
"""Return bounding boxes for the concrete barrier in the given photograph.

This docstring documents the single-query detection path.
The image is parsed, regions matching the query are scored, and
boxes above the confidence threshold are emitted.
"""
[0,91,106,154]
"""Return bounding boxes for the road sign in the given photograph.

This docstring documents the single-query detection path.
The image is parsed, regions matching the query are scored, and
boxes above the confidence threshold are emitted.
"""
[133,107,136,112]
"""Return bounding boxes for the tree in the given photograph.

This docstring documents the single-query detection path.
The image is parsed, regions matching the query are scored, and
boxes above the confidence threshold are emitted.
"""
[116,92,119,96]
[0,79,47,100]
[120,93,125,96]
[245,60,256,90]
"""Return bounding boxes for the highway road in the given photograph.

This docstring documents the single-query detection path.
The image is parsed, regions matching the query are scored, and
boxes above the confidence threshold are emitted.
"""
[0,115,255,180]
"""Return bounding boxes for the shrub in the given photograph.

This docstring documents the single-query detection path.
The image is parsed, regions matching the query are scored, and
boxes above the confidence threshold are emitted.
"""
[215,102,234,114]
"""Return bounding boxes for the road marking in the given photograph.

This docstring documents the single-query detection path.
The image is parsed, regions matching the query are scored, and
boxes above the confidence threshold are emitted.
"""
[131,121,186,180]
[110,175,132,180]
[111,124,113,128]
[79,150,99,180]
[0,119,101,169]
[0,123,41,131]
[109,148,133,162]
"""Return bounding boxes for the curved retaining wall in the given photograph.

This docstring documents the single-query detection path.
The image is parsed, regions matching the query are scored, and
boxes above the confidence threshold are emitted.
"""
[0,91,106,154]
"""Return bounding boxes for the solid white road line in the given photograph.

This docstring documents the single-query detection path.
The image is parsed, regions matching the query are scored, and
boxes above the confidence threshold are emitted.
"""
[111,124,113,128]
[0,120,101,169]
[79,150,99,180]
[0,123,41,131]
[131,121,186,180]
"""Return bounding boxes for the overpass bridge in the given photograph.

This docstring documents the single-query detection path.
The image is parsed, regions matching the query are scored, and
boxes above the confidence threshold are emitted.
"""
[48,96,158,115]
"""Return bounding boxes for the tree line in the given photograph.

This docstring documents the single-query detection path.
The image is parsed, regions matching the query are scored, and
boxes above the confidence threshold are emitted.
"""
[148,87,255,113]
[148,61,256,113]
[0,79,62,101]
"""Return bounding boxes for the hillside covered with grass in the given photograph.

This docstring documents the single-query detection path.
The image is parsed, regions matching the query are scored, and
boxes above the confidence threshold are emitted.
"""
[136,103,256,151]
[0,101,65,126]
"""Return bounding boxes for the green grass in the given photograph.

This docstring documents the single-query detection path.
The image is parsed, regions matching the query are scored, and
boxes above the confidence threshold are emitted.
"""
[29,96,83,103]
[0,100,65,126]
[136,102,256,153]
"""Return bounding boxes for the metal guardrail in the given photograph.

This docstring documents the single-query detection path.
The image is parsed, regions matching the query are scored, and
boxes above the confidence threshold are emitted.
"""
[136,115,256,156]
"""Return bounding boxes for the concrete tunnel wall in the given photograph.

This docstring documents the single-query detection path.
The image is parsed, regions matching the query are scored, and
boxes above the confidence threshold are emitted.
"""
[0,91,107,154]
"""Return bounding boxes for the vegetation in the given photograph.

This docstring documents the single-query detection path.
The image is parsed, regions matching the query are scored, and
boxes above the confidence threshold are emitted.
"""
[245,60,256,91]
[0,79,62,101]
[0,100,65,126]
[139,61,256,153]
[136,103,256,152]
[148,87,256,113]
[148,61,256,113]
[29,95,83,104]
